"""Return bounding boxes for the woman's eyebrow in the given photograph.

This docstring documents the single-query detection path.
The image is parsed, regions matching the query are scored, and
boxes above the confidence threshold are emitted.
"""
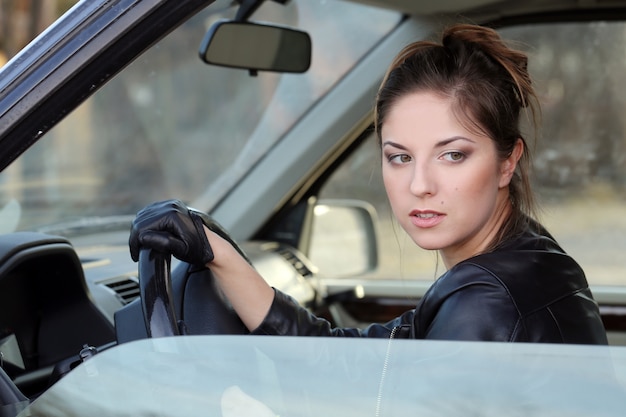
[435,136,476,148]
[382,136,475,149]
[381,140,406,149]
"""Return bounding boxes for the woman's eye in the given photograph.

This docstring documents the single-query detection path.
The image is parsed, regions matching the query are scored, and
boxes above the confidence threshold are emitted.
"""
[388,154,412,164]
[443,151,465,162]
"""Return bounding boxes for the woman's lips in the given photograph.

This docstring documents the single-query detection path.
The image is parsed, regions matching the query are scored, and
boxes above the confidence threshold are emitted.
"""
[409,210,445,228]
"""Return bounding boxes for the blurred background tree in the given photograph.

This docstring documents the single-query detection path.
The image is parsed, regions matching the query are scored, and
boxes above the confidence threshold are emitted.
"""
[0,0,76,66]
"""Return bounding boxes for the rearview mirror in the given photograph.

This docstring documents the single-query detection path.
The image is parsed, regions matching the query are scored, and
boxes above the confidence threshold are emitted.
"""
[198,20,311,73]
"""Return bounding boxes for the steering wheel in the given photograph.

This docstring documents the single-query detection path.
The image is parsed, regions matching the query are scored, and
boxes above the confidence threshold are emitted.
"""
[137,248,247,338]
[138,249,179,337]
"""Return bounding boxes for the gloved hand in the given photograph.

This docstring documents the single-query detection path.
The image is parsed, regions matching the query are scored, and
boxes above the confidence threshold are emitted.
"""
[129,199,214,266]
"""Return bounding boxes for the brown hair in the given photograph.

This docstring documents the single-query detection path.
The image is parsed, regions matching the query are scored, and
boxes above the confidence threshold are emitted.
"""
[375,24,540,250]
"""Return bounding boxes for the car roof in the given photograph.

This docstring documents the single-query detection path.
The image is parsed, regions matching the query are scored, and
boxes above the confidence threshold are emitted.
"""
[347,0,626,16]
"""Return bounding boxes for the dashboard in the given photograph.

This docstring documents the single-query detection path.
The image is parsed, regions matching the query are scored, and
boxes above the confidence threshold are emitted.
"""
[0,229,318,396]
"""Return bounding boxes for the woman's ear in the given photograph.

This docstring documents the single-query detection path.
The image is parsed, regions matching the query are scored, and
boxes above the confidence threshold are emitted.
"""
[499,139,524,188]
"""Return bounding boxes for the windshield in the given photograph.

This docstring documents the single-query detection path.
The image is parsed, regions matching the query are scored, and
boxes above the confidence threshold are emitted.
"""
[0,0,400,233]
[21,336,626,416]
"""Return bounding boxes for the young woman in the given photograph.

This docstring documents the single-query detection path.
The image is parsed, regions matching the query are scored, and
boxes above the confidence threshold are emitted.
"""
[129,24,607,344]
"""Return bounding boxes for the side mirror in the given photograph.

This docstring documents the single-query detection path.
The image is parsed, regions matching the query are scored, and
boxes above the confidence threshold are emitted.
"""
[198,20,311,73]
[308,199,378,277]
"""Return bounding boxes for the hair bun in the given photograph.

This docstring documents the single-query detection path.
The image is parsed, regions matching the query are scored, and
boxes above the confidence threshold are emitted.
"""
[442,24,530,107]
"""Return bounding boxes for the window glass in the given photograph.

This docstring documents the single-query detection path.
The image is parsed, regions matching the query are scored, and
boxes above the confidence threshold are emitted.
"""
[0,0,400,232]
[506,21,626,286]
[319,20,626,286]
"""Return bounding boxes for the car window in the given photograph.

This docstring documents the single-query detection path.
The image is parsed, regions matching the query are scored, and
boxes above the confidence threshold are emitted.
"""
[0,0,400,232]
[22,336,626,416]
[318,20,626,286]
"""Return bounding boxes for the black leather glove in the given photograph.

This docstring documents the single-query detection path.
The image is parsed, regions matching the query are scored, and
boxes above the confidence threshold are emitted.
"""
[129,199,214,265]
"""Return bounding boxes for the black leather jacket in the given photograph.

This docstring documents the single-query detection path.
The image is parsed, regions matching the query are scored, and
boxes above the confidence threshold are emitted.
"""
[252,227,608,344]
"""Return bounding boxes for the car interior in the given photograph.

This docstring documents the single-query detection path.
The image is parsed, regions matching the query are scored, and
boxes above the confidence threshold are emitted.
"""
[1,0,626,413]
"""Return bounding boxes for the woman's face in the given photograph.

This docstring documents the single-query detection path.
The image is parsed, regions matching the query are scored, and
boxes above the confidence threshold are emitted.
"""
[380,91,519,268]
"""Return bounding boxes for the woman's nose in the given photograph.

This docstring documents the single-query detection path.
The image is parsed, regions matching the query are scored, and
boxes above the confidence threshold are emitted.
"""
[409,162,434,197]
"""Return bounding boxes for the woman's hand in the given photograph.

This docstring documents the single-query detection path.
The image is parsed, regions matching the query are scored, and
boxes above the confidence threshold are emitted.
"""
[129,199,214,266]
[130,199,276,331]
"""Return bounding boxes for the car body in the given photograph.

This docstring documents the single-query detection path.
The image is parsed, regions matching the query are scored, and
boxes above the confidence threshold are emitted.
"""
[1,0,626,414]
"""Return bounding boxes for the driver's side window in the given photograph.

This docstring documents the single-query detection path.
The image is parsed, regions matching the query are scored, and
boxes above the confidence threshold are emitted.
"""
[318,20,626,286]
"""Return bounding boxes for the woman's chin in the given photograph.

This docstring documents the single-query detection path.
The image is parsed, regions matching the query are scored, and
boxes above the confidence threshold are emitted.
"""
[409,236,444,251]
